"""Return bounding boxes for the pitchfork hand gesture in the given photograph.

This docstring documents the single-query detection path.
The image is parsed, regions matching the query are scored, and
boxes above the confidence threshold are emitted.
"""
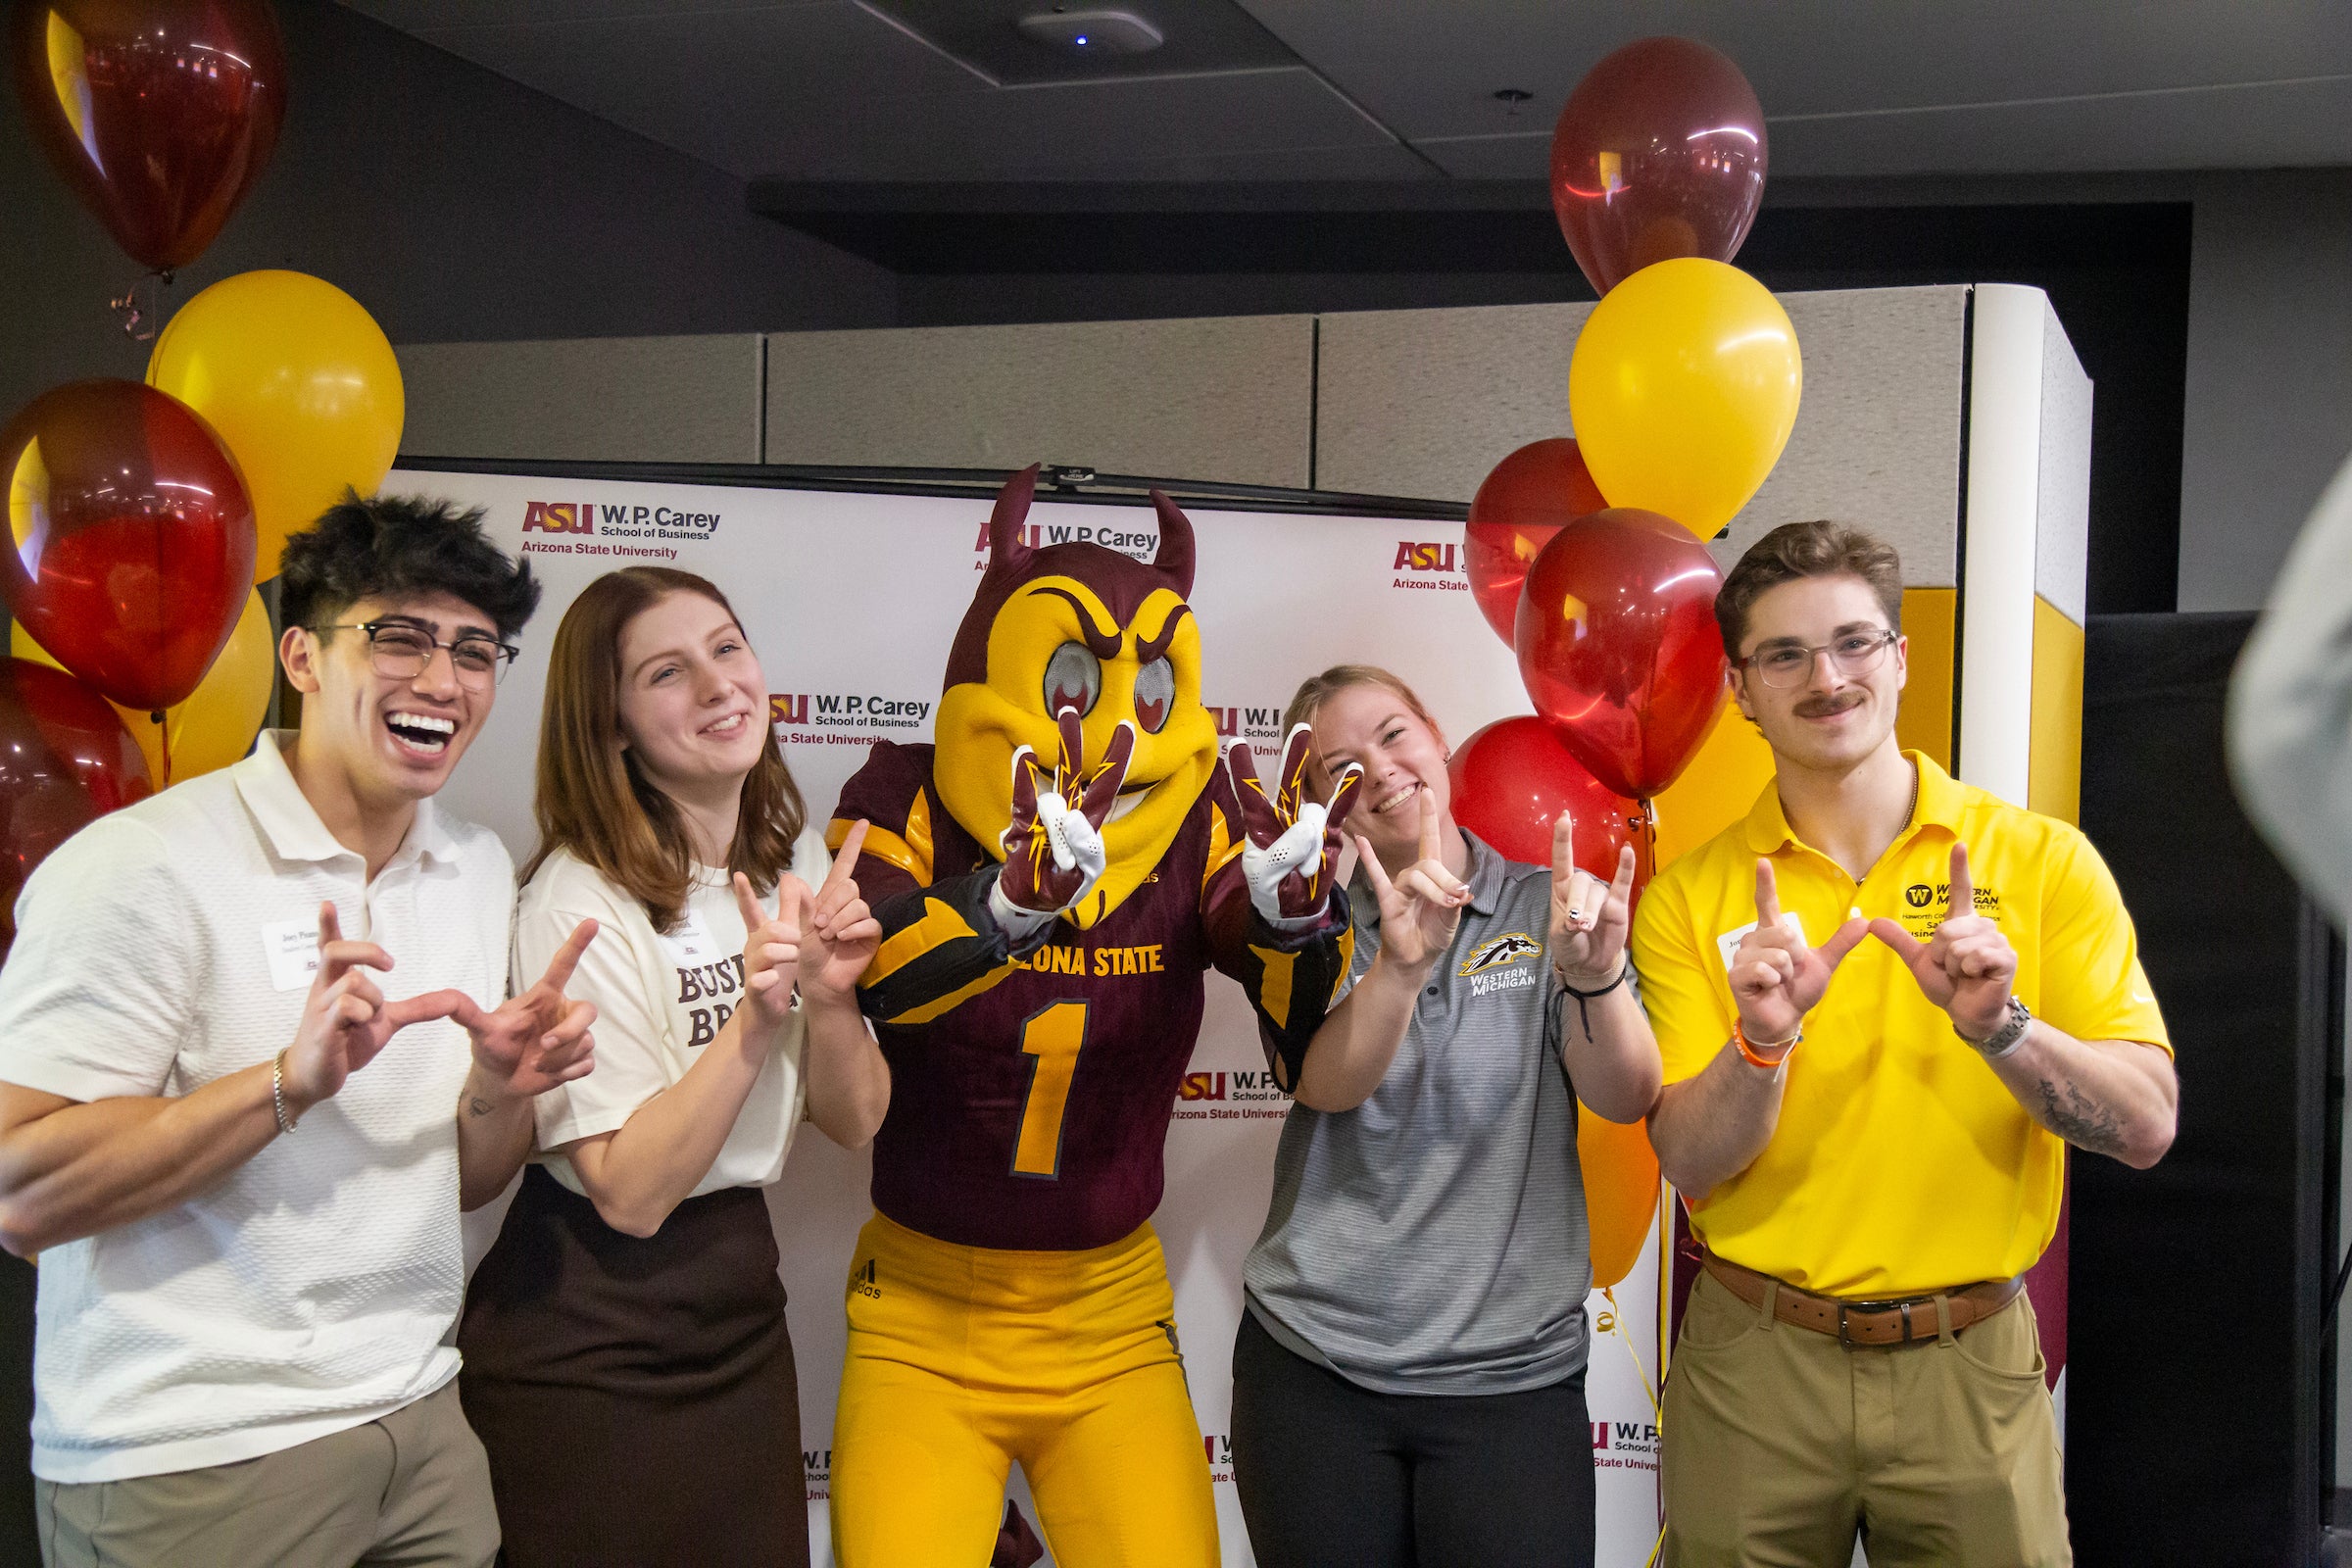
[999,708,1134,917]
[1729,860,1865,1047]
[1549,813,1638,989]
[1230,723,1365,930]
[1355,789,1469,969]
[797,821,882,1004]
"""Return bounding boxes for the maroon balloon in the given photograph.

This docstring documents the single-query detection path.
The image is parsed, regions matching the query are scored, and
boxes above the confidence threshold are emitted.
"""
[1448,715,1648,906]
[0,658,153,958]
[0,379,257,711]
[1466,438,1608,648]
[1514,508,1728,800]
[1549,36,1767,297]
[12,0,287,272]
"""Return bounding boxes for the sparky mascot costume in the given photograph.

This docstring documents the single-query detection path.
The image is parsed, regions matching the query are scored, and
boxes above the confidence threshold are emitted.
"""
[826,466,1360,1567]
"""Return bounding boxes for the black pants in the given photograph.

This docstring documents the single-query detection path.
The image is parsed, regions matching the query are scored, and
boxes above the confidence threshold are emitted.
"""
[1230,1309,1597,1568]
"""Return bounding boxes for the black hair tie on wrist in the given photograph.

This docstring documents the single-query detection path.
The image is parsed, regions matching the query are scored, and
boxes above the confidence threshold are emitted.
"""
[1556,957,1629,1038]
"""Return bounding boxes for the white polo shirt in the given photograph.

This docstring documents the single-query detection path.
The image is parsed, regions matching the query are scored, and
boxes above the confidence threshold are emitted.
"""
[521,834,819,1200]
[0,732,514,1483]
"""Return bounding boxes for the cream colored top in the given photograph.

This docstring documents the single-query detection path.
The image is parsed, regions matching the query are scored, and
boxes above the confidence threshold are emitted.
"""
[517,829,825,1198]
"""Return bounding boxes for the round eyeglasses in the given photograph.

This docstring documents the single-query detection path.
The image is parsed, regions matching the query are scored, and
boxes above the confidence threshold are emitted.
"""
[318,621,518,690]
[1738,627,1897,689]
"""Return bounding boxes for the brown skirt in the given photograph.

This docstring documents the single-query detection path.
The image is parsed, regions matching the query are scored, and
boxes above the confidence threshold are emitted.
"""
[458,1164,808,1568]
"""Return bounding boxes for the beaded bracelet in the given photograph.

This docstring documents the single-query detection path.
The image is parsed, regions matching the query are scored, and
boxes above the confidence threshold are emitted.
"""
[271,1049,298,1135]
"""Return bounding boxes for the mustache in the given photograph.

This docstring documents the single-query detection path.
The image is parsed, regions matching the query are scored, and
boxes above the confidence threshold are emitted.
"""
[1793,691,1868,719]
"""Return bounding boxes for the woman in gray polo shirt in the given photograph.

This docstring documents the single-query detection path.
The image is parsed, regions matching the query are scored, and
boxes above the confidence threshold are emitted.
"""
[1233,665,1662,1568]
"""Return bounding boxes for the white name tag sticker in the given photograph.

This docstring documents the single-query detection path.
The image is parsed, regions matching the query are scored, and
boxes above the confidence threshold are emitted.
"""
[261,919,322,992]
[1716,912,1806,974]
[658,907,723,967]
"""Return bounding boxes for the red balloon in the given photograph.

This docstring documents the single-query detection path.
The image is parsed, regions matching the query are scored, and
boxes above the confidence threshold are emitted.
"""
[1514,509,1728,800]
[1449,716,1648,894]
[0,658,154,958]
[0,380,257,711]
[12,0,287,272]
[1466,438,1608,647]
[1549,36,1768,297]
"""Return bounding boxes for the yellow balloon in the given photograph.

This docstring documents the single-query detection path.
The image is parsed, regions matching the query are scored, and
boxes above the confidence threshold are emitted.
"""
[148,270,404,583]
[1581,1106,1661,1290]
[1568,258,1802,539]
[14,588,273,787]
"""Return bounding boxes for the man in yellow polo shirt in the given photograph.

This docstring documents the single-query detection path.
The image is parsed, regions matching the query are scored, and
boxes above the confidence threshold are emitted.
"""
[1634,520,2178,1567]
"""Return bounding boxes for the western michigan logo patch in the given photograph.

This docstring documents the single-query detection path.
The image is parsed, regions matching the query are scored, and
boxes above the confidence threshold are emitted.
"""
[1459,932,1543,977]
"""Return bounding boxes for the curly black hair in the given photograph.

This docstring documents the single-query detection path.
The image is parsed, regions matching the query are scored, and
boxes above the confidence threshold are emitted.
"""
[278,491,542,639]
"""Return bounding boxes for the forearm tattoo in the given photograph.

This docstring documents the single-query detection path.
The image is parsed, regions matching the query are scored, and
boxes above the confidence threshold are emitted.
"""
[2033,1074,2129,1157]
[466,1095,497,1119]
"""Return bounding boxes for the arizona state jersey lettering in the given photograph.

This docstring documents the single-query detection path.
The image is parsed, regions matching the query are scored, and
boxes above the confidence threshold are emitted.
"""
[831,741,1350,1251]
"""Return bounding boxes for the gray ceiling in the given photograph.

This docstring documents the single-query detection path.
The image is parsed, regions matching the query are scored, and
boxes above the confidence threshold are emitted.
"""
[337,0,2352,183]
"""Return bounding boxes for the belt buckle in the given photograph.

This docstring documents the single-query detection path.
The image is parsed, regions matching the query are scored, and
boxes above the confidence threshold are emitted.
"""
[1836,1297,1918,1347]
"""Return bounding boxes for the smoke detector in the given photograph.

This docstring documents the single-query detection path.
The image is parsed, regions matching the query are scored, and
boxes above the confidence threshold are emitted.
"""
[1015,9,1163,56]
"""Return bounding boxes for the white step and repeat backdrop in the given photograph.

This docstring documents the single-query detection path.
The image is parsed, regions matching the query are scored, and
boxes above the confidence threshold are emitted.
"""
[408,468,1666,1566]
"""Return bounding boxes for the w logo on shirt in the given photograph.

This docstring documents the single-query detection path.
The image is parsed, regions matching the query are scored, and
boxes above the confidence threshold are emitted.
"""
[1459,932,1542,976]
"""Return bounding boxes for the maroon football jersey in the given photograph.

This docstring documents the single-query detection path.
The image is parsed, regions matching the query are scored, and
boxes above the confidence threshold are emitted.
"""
[832,742,1347,1251]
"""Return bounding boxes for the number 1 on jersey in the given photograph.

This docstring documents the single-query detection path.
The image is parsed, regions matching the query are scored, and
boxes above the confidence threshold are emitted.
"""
[1013,1002,1088,1178]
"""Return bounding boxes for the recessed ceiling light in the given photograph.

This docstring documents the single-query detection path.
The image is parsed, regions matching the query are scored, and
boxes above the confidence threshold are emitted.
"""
[1015,8,1163,56]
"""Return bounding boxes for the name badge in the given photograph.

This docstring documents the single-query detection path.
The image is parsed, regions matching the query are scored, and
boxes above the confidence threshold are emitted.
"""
[1716,911,1806,974]
[261,918,322,992]
[658,906,724,968]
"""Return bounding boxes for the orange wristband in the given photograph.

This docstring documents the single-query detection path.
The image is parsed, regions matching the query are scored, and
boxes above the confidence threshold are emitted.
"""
[1733,1019,1799,1069]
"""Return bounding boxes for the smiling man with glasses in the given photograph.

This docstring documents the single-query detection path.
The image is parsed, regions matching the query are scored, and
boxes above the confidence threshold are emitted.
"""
[0,493,599,1568]
[1630,520,2179,1566]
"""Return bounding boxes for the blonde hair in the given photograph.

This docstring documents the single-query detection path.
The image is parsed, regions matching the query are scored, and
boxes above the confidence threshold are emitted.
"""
[1281,664,1444,789]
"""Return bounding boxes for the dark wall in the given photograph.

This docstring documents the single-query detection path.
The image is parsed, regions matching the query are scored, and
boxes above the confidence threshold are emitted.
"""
[0,0,896,424]
[2075,612,2332,1564]
[881,201,2189,614]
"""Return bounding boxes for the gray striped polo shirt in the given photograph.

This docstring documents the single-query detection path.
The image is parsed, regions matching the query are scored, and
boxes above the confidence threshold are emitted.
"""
[1243,829,1593,1396]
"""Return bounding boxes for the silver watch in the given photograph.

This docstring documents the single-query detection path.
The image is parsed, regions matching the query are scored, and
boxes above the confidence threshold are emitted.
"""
[1961,996,2033,1059]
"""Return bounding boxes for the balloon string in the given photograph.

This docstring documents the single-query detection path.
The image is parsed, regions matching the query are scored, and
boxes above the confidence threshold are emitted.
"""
[1594,1284,1668,1568]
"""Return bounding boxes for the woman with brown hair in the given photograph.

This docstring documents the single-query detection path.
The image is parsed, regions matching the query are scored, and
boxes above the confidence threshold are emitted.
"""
[458,566,890,1568]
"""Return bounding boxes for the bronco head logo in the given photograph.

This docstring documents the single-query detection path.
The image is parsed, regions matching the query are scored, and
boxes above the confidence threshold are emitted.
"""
[1459,933,1543,976]
[933,466,1218,927]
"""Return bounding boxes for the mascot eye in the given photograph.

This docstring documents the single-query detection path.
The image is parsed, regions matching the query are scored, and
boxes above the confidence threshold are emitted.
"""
[1043,642,1102,719]
[1134,657,1175,733]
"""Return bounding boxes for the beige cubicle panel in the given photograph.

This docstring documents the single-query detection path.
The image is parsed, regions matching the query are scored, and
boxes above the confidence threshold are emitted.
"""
[762,315,1316,489]
[395,284,2085,827]
[400,333,766,464]
[1313,286,1968,590]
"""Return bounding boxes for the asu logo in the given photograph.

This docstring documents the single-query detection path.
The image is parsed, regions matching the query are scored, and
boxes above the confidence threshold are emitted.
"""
[1178,1071,1227,1102]
[1459,932,1543,976]
[1393,541,1458,572]
[521,500,595,535]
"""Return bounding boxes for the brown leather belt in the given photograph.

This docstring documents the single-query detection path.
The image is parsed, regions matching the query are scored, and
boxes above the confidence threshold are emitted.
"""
[1700,1251,2023,1347]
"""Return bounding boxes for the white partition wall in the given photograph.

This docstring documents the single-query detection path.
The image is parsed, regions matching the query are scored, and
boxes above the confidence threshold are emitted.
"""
[1958,284,2093,820]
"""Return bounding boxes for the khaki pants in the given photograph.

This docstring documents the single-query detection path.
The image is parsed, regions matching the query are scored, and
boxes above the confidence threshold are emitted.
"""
[35,1379,500,1568]
[1662,1271,2069,1568]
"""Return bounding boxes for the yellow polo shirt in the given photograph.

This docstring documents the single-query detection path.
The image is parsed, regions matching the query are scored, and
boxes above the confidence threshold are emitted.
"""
[1630,753,2170,1297]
